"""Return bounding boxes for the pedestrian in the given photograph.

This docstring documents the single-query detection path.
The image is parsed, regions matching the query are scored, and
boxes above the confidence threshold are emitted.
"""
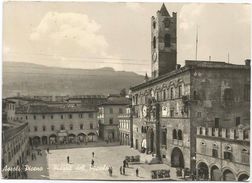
[91,159,94,167]
[120,166,122,175]
[136,168,139,177]
[123,166,125,175]
[123,160,126,168]
[110,166,113,176]
[47,148,49,153]
[67,156,70,164]
[92,152,94,158]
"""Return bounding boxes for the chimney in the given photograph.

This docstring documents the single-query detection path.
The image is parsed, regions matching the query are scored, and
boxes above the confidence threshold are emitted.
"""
[245,59,250,66]
[176,64,181,70]
[144,73,149,82]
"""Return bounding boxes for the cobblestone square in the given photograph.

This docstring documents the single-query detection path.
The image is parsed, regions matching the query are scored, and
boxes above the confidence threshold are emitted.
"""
[27,145,176,180]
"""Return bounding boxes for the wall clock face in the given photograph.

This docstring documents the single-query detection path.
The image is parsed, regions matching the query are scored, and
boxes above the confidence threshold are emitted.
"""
[152,52,157,62]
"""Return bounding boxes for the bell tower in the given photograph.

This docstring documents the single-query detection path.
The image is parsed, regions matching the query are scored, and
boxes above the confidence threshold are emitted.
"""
[151,3,177,79]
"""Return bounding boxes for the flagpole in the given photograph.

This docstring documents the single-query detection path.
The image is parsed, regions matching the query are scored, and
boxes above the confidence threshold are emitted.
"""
[196,25,198,61]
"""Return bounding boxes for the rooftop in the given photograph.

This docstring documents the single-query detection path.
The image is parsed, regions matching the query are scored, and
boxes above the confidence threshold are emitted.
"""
[130,60,250,91]
[16,104,97,114]
[99,96,131,106]
[2,121,28,142]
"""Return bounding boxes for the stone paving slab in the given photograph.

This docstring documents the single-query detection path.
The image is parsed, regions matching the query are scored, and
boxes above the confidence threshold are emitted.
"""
[27,145,188,180]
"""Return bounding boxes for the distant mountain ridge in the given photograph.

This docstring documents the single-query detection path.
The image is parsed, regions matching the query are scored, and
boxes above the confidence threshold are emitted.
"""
[3,62,145,98]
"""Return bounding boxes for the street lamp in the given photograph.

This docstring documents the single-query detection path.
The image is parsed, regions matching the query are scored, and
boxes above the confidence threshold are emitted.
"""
[192,156,198,181]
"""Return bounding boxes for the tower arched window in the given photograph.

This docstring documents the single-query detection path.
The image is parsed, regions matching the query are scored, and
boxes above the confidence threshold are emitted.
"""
[172,129,177,139]
[164,18,170,28]
[178,130,182,140]
[153,36,156,49]
[153,21,156,29]
[164,34,171,47]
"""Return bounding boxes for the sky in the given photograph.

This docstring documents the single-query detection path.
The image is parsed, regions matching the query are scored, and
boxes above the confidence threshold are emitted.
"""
[3,1,251,75]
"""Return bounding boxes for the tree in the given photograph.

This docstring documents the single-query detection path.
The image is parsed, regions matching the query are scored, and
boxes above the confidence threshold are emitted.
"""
[120,88,127,97]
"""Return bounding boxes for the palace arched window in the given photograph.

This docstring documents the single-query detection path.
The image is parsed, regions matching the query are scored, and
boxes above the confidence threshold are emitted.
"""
[178,130,183,140]
[172,129,177,139]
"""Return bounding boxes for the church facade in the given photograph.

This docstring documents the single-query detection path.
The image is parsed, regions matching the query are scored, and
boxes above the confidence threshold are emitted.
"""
[130,4,250,172]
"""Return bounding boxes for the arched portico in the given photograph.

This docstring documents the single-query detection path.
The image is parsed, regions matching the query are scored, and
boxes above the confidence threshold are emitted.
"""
[32,136,41,147]
[197,162,209,180]
[68,134,76,143]
[223,169,236,181]
[210,165,221,181]
[171,147,184,168]
[238,173,249,181]
[78,133,86,143]
[49,134,57,144]
[42,136,47,145]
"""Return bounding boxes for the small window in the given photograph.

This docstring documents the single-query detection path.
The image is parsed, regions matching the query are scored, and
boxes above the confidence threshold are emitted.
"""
[60,125,65,130]
[26,116,28,120]
[178,85,182,98]
[212,149,218,158]
[79,114,83,118]
[42,115,45,119]
[33,115,36,120]
[235,117,240,126]
[224,151,232,161]
[43,126,46,131]
[34,126,37,132]
[90,123,93,129]
[89,113,94,118]
[51,115,53,119]
[119,108,123,114]
[69,114,72,119]
[51,125,55,131]
[70,124,73,130]
[109,118,113,124]
[80,124,83,130]
[61,115,63,119]
[170,109,174,117]
[193,91,197,100]
[215,118,220,128]
[223,88,234,101]
[162,130,167,146]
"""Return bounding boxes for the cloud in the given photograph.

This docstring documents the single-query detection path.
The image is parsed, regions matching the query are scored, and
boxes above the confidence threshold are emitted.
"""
[125,2,144,12]
[179,4,205,31]
[30,12,108,55]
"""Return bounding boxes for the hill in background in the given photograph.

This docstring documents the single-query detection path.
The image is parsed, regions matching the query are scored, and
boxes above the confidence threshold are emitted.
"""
[3,62,145,97]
